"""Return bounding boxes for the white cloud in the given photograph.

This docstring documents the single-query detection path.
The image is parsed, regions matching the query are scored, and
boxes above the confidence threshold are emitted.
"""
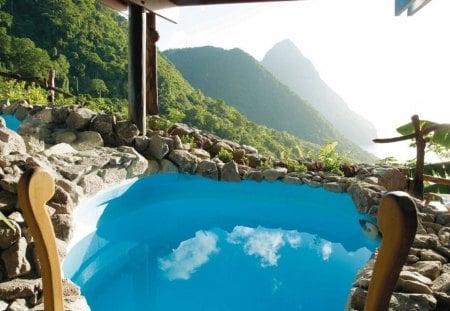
[227,226,302,267]
[321,242,333,261]
[158,230,219,280]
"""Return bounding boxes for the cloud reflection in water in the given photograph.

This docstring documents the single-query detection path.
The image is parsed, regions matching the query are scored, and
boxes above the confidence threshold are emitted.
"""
[158,226,334,280]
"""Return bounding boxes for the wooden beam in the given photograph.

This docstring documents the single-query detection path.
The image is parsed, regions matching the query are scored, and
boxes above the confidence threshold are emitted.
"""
[17,167,63,311]
[364,192,418,311]
[128,2,147,135]
[146,12,159,115]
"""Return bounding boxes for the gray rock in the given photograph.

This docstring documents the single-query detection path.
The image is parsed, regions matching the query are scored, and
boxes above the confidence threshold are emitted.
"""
[48,186,74,215]
[412,261,442,280]
[78,174,104,196]
[324,181,348,193]
[0,173,20,193]
[390,293,436,311]
[0,116,5,128]
[211,141,233,156]
[0,220,21,250]
[419,249,447,263]
[146,160,160,175]
[54,130,77,144]
[170,123,192,137]
[14,102,31,121]
[7,298,28,311]
[0,278,41,301]
[0,300,8,310]
[123,148,148,178]
[3,101,23,115]
[431,272,450,292]
[0,99,10,113]
[374,167,407,191]
[159,159,178,174]
[133,136,150,153]
[115,120,139,145]
[281,175,302,184]
[263,167,287,182]
[221,161,241,182]
[66,108,95,130]
[22,136,45,155]
[90,113,116,146]
[436,212,450,226]
[98,167,127,184]
[51,106,71,124]
[1,237,31,279]
[51,214,73,242]
[244,170,264,182]
[196,160,219,180]
[434,292,450,311]
[42,143,77,157]
[168,150,198,174]
[29,107,53,123]
[190,148,211,160]
[0,128,26,156]
[72,131,104,151]
[347,182,379,214]
[147,135,172,160]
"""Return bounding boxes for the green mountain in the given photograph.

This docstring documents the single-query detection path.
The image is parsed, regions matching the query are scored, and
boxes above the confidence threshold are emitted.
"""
[262,39,377,147]
[164,46,376,162]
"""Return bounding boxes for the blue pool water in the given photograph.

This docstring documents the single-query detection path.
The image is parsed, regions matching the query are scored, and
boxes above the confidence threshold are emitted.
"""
[64,174,378,311]
[1,114,22,132]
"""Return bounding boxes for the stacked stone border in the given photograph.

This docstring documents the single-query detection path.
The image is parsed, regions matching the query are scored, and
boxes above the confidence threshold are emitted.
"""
[0,100,449,310]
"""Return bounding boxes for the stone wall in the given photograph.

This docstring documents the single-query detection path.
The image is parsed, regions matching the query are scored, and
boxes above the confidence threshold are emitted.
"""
[0,100,449,310]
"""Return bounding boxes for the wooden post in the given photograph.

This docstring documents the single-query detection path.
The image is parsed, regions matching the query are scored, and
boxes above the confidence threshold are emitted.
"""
[364,192,417,311]
[128,2,147,135]
[17,167,63,311]
[146,12,159,115]
[48,68,55,105]
[412,115,425,200]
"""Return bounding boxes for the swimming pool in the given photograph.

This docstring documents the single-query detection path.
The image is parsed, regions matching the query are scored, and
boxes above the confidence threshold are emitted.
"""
[63,173,378,311]
[1,114,22,132]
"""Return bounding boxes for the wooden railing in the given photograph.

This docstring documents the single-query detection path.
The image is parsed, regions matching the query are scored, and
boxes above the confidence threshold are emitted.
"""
[17,167,63,311]
[364,192,418,311]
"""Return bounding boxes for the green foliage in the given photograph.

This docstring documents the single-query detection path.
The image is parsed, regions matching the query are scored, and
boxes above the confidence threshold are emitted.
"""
[218,148,233,163]
[318,142,348,175]
[397,119,450,161]
[89,79,108,97]
[285,159,307,173]
[180,134,194,148]
[0,79,47,104]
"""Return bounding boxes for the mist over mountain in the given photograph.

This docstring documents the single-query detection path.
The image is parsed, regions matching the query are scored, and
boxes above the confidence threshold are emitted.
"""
[261,39,377,147]
[164,46,376,162]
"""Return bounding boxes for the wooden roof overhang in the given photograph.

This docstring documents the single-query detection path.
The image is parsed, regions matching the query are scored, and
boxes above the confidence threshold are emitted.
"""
[98,0,299,135]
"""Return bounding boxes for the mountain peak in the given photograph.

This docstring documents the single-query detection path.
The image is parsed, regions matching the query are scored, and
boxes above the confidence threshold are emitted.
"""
[261,40,378,146]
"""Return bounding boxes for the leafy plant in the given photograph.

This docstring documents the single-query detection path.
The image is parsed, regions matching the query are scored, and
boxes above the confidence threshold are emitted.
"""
[259,157,274,169]
[218,148,233,163]
[0,79,47,104]
[285,159,307,173]
[318,142,347,175]
[180,134,194,148]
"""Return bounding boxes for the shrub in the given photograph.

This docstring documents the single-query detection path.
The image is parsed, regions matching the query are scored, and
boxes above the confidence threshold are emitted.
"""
[218,148,233,163]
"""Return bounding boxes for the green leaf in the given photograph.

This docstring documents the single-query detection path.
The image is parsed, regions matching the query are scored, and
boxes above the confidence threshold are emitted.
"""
[0,211,16,232]
[396,120,435,135]
[432,128,450,148]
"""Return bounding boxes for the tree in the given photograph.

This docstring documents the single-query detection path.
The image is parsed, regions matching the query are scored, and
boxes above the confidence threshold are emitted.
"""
[89,78,108,97]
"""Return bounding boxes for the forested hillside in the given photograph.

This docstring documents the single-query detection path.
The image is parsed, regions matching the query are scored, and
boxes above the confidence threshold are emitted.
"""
[164,46,376,161]
[0,0,128,97]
